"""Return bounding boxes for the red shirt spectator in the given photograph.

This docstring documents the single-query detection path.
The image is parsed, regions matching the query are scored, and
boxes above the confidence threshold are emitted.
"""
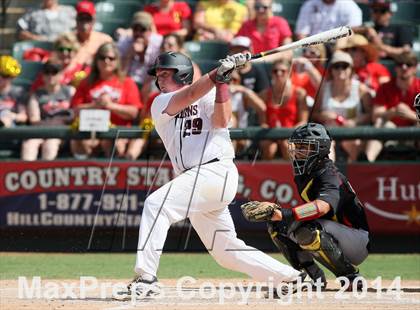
[355,62,390,93]
[144,1,191,37]
[237,15,291,54]
[72,76,143,126]
[373,77,420,127]
[265,87,299,128]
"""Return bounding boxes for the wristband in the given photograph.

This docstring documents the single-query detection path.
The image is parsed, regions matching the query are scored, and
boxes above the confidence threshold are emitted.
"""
[215,83,230,103]
[335,115,345,126]
[280,208,294,226]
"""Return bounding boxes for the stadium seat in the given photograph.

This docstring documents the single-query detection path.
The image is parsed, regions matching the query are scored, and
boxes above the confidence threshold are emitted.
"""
[391,2,420,25]
[95,1,143,22]
[12,40,54,63]
[184,41,229,62]
[194,59,219,74]
[94,19,127,37]
[358,3,371,23]
[12,61,44,89]
[272,0,303,24]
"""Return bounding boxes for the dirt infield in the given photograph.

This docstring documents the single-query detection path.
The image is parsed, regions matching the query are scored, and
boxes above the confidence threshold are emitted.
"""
[1,278,419,310]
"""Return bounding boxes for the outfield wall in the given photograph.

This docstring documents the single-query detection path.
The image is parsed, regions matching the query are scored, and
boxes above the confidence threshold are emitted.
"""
[0,160,419,253]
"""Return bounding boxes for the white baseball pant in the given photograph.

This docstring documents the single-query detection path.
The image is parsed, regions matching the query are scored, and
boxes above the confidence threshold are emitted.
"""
[135,159,300,284]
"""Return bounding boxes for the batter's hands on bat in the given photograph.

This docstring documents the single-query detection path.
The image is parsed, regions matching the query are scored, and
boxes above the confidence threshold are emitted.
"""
[240,201,282,222]
[216,52,251,83]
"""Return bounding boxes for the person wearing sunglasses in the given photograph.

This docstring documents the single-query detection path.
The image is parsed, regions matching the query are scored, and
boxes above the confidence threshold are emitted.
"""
[71,43,143,159]
[366,51,419,162]
[118,11,163,103]
[353,0,413,59]
[259,58,309,160]
[338,34,390,94]
[313,51,372,162]
[31,32,91,93]
[21,61,73,161]
[237,0,292,56]
[0,56,27,128]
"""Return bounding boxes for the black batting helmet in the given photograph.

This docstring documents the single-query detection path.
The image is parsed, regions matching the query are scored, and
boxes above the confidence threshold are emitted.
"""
[288,123,332,175]
[148,52,193,87]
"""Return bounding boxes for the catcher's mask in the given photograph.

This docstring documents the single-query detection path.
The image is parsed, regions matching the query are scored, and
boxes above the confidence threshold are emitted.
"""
[288,123,331,175]
[414,93,420,122]
[147,51,193,90]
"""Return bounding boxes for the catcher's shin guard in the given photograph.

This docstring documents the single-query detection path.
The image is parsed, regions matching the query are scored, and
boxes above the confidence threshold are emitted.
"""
[294,223,357,277]
[268,222,327,287]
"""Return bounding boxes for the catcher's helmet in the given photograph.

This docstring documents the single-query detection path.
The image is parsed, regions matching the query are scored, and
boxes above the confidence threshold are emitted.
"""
[288,123,332,175]
[414,93,420,122]
[148,52,193,87]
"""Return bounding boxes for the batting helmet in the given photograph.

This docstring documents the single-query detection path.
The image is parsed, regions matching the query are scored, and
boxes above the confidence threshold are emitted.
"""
[288,123,332,175]
[148,52,193,88]
[0,55,21,78]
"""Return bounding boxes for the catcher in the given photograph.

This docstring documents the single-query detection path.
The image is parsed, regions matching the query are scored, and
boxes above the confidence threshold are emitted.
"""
[241,123,370,290]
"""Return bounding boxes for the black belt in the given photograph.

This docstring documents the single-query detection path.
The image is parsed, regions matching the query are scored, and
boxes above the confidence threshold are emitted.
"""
[184,158,219,172]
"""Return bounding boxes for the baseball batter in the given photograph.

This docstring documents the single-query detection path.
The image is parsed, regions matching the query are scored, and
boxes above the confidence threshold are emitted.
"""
[115,51,301,299]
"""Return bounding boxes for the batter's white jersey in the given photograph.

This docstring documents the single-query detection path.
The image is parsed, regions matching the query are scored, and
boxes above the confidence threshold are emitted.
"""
[151,88,235,175]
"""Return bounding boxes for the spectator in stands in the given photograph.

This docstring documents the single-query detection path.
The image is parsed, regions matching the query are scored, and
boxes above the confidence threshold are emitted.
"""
[68,1,113,70]
[144,0,192,40]
[161,33,201,82]
[229,70,266,154]
[228,36,269,127]
[193,0,248,42]
[31,32,90,93]
[71,42,143,159]
[366,52,419,162]
[295,0,362,39]
[236,0,292,55]
[259,58,308,160]
[338,34,390,94]
[118,12,163,95]
[17,0,76,41]
[21,61,74,161]
[291,45,325,104]
[0,56,27,128]
[313,51,372,162]
[353,0,413,59]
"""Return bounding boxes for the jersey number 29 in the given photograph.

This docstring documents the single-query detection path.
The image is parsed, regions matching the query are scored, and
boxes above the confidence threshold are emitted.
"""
[183,118,203,138]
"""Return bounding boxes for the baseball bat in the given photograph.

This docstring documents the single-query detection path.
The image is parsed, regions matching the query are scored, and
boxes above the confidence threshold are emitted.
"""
[249,26,353,60]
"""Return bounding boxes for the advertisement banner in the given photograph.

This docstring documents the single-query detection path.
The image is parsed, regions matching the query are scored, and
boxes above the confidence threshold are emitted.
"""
[1,161,419,235]
[347,164,420,235]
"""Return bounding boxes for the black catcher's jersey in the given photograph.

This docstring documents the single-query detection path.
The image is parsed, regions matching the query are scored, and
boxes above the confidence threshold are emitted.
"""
[294,159,370,232]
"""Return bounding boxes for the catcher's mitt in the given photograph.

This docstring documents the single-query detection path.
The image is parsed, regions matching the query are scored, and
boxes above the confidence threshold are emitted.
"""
[240,201,281,222]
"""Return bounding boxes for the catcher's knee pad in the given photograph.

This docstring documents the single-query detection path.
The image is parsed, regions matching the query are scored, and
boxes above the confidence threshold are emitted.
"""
[294,223,357,277]
[268,222,314,271]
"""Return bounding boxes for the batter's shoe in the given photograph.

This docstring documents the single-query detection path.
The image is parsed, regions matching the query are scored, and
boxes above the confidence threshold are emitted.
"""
[268,272,307,298]
[113,274,161,300]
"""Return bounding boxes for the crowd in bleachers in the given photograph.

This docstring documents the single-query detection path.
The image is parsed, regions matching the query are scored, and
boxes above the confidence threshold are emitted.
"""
[0,0,419,162]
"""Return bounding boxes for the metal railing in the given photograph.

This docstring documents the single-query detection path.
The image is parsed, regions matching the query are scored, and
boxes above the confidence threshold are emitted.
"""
[0,126,419,140]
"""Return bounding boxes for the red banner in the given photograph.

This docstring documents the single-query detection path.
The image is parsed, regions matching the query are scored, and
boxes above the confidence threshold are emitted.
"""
[348,164,420,235]
[0,161,419,235]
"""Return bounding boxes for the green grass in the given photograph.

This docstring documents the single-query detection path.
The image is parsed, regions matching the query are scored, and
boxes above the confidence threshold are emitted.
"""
[0,253,419,280]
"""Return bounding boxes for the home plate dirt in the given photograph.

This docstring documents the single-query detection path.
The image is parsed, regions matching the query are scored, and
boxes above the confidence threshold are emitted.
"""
[1,278,419,310]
